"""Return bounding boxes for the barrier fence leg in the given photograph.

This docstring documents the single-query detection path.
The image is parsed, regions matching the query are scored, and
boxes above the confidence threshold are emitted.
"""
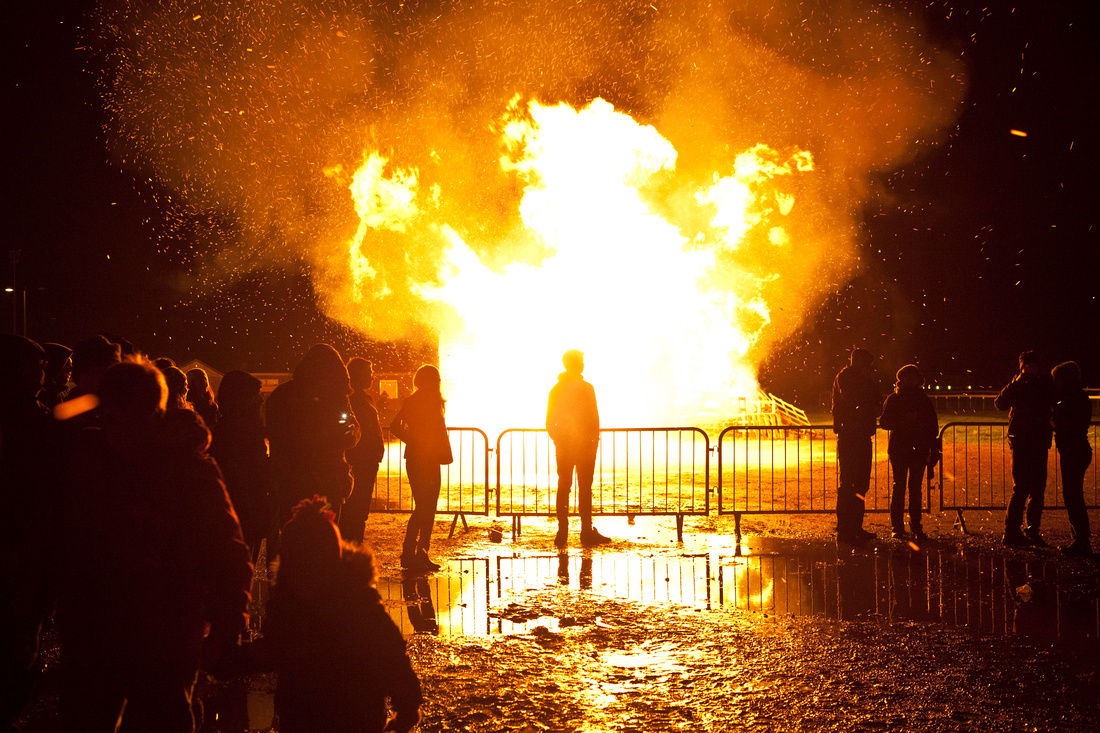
[734,513,742,545]
[448,513,469,539]
[511,515,521,541]
[676,514,684,543]
[953,509,968,535]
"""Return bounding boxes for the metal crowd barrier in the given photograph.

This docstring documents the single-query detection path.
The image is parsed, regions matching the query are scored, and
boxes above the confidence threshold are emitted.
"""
[495,428,710,541]
[364,421,1096,542]
[372,427,492,534]
[715,426,927,539]
[938,422,1100,531]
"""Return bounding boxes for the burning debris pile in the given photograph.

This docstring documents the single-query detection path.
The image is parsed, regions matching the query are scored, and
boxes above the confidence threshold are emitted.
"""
[89,0,964,425]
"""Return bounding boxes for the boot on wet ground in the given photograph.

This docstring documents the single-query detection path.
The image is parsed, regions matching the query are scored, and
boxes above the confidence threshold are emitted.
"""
[1062,540,1094,557]
[1002,530,1030,547]
[416,549,441,571]
[1023,529,1049,548]
[580,526,611,546]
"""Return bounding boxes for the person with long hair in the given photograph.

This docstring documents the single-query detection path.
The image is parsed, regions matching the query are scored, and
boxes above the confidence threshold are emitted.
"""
[186,367,220,429]
[389,365,452,571]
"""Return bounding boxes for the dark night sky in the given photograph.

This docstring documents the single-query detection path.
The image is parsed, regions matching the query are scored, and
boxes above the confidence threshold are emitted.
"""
[4,1,1098,400]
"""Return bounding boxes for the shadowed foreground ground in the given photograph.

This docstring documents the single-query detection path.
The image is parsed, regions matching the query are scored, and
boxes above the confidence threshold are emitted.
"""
[20,507,1100,732]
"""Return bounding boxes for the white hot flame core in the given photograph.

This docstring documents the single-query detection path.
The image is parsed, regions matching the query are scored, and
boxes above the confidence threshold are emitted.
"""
[347,98,813,432]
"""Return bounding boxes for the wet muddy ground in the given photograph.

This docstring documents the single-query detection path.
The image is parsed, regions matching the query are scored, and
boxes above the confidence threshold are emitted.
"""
[19,507,1100,732]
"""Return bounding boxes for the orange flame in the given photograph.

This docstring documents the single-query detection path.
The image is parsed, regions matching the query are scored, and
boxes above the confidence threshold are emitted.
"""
[344,97,813,429]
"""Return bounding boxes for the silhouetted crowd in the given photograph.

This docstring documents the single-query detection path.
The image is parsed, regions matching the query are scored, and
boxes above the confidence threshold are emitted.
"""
[1,334,421,733]
[1,331,1094,731]
[832,348,1093,555]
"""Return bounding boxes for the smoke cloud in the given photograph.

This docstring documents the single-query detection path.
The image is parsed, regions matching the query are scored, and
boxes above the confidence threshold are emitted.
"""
[91,0,965,356]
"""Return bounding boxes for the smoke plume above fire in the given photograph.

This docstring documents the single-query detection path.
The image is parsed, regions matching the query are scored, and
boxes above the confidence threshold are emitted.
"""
[90,0,964,425]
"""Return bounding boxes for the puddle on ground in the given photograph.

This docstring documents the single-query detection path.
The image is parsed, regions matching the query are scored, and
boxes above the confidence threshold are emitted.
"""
[374,540,1100,644]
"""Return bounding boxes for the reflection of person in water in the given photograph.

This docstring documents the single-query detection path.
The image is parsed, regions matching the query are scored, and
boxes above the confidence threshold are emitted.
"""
[555,552,594,590]
[835,555,877,621]
[887,551,929,622]
[401,576,439,635]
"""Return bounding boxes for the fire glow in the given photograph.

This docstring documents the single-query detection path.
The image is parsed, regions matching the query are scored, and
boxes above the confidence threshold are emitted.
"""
[90,0,967,424]
[342,97,813,429]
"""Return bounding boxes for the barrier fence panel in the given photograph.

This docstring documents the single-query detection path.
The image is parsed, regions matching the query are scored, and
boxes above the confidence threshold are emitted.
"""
[939,422,1100,515]
[495,428,710,518]
[372,427,491,516]
[716,426,900,517]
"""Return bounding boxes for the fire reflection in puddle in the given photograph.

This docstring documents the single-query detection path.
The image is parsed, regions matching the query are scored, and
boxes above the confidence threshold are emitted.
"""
[377,543,1100,644]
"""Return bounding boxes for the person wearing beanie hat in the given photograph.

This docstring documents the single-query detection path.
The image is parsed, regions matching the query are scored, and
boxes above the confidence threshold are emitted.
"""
[878,364,939,542]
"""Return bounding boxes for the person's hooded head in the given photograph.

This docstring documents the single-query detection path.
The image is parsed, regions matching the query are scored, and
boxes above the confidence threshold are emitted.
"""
[217,370,263,418]
[294,344,351,401]
[71,335,121,394]
[1051,361,1082,392]
[849,348,874,371]
[0,334,46,409]
[42,342,73,392]
[97,361,167,454]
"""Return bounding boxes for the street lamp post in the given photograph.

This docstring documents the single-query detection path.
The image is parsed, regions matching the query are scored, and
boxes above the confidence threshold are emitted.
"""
[7,250,17,335]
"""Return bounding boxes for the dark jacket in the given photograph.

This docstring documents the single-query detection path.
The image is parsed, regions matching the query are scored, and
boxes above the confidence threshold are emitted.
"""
[995,371,1054,447]
[266,379,360,504]
[58,423,252,677]
[546,372,600,448]
[390,390,451,465]
[879,385,939,457]
[267,551,423,732]
[1052,387,1093,455]
[210,410,271,554]
[346,390,385,467]
[832,365,881,437]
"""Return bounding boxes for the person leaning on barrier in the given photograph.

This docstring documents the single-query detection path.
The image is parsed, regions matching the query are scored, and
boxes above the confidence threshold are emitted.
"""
[831,348,882,545]
[546,349,611,548]
[996,350,1054,547]
[878,364,938,542]
[1051,361,1093,557]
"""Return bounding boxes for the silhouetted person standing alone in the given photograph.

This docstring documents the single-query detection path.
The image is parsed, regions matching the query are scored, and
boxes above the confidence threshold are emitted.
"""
[832,348,881,544]
[878,364,938,542]
[1051,361,1093,556]
[997,350,1054,547]
[547,349,610,548]
[390,365,451,571]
